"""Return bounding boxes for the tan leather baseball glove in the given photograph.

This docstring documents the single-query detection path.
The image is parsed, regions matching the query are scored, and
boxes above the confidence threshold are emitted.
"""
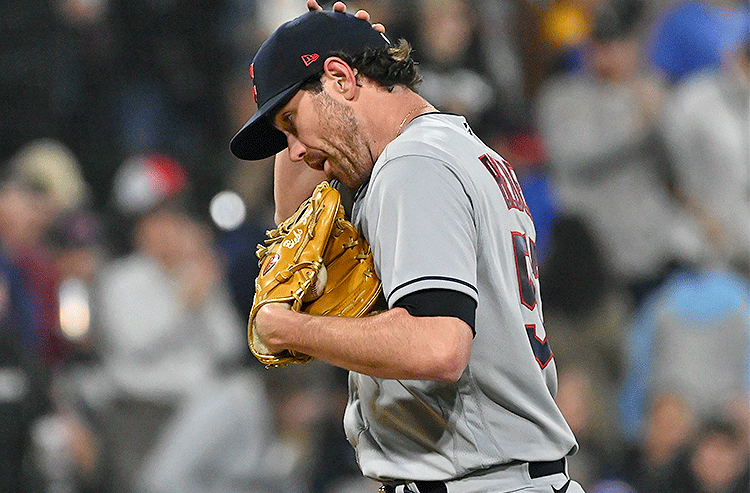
[249,181,382,368]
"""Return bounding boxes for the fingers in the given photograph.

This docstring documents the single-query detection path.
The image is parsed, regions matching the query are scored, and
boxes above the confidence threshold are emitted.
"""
[350,7,386,34]
[306,1,385,34]
[354,9,370,21]
[307,0,345,12]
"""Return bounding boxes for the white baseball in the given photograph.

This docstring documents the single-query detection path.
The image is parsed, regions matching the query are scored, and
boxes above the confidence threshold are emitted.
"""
[303,265,327,302]
[252,326,273,355]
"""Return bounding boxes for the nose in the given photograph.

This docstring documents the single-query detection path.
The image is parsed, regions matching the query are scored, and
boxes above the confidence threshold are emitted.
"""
[286,135,306,163]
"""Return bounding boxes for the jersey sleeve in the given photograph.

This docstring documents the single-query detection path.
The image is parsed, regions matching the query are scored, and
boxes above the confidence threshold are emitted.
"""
[360,153,479,308]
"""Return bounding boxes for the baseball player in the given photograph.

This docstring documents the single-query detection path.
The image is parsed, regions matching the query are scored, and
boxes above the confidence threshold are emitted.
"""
[231,6,585,493]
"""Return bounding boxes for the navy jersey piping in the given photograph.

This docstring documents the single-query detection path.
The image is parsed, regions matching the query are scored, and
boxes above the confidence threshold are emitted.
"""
[388,276,478,305]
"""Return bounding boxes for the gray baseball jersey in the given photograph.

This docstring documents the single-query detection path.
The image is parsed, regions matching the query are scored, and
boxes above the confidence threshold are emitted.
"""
[344,113,578,482]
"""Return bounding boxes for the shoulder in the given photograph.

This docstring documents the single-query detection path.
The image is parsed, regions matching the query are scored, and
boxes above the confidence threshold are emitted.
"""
[375,113,477,176]
[668,70,722,109]
[661,71,724,134]
[357,115,485,220]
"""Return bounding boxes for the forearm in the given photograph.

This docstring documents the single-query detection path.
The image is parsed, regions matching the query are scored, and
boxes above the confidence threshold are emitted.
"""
[256,305,472,381]
[273,151,328,224]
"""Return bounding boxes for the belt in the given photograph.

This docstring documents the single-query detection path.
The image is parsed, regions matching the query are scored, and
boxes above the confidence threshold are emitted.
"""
[528,458,566,479]
[379,458,567,493]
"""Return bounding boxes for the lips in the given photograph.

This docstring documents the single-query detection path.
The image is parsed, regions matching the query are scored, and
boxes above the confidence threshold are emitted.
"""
[305,156,327,170]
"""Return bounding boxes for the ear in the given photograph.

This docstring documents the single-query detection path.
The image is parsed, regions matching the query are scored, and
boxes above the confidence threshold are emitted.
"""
[323,57,359,100]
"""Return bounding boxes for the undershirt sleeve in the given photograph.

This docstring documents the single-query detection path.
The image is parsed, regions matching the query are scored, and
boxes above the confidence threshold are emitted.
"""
[393,288,477,336]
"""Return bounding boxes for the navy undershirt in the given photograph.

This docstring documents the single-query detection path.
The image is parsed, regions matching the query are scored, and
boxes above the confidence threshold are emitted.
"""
[393,288,477,336]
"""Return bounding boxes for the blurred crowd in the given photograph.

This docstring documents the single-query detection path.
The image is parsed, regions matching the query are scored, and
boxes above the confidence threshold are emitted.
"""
[0,0,748,492]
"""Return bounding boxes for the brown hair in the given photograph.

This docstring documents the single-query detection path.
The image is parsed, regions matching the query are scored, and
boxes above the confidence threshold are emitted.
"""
[302,39,422,93]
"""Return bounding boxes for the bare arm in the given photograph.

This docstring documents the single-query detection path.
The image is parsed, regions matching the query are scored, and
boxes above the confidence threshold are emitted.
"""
[272,151,327,224]
[255,304,472,382]
[271,1,385,224]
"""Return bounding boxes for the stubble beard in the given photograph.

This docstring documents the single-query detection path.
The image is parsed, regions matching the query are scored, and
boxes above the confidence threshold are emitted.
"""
[315,91,372,189]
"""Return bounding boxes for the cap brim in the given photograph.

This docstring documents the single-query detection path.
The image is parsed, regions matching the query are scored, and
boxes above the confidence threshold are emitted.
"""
[230,81,303,161]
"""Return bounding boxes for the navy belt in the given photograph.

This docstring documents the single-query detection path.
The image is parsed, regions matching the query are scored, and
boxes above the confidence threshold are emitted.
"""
[380,458,566,493]
[529,458,566,478]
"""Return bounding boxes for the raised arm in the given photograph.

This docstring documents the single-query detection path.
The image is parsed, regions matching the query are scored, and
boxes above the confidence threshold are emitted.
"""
[272,151,327,224]
[271,0,386,224]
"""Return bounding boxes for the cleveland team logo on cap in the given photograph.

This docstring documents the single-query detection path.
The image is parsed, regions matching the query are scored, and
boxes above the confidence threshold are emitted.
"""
[250,63,258,103]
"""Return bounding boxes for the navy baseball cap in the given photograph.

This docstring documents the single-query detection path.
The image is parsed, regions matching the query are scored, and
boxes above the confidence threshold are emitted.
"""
[230,10,391,161]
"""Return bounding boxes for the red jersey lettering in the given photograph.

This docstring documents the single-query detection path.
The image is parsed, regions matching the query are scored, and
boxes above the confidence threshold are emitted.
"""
[479,154,531,218]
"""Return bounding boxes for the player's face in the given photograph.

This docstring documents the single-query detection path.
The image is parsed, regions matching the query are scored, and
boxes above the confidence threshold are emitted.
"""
[273,86,373,189]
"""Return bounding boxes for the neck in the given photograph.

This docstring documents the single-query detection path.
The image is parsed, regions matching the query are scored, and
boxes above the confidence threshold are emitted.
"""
[364,88,434,159]
[396,102,433,136]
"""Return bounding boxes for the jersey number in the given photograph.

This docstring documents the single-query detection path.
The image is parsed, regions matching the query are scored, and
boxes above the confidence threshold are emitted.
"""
[512,232,538,310]
[512,231,552,369]
[479,154,552,369]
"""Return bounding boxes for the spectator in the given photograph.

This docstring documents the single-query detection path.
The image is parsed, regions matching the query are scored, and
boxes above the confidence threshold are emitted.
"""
[411,0,507,141]
[541,215,632,489]
[474,0,528,127]
[660,37,750,275]
[533,0,601,75]
[0,184,37,353]
[535,0,701,307]
[620,392,696,492]
[619,269,750,444]
[1,139,90,368]
[48,209,107,362]
[663,416,750,493]
[30,209,110,492]
[89,153,245,492]
[0,272,51,492]
[646,0,750,85]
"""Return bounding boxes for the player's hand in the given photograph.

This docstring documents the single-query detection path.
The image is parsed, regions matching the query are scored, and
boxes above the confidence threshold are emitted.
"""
[254,302,293,354]
[307,0,386,34]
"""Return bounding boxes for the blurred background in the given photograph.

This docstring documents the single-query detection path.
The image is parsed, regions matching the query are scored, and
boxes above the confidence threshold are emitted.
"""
[0,0,748,492]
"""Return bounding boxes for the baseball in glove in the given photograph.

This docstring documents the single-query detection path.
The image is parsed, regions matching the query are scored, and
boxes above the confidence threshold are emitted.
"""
[249,181,382,368]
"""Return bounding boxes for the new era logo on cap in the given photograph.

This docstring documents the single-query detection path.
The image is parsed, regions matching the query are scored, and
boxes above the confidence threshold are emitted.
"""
[301,53,320,66]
